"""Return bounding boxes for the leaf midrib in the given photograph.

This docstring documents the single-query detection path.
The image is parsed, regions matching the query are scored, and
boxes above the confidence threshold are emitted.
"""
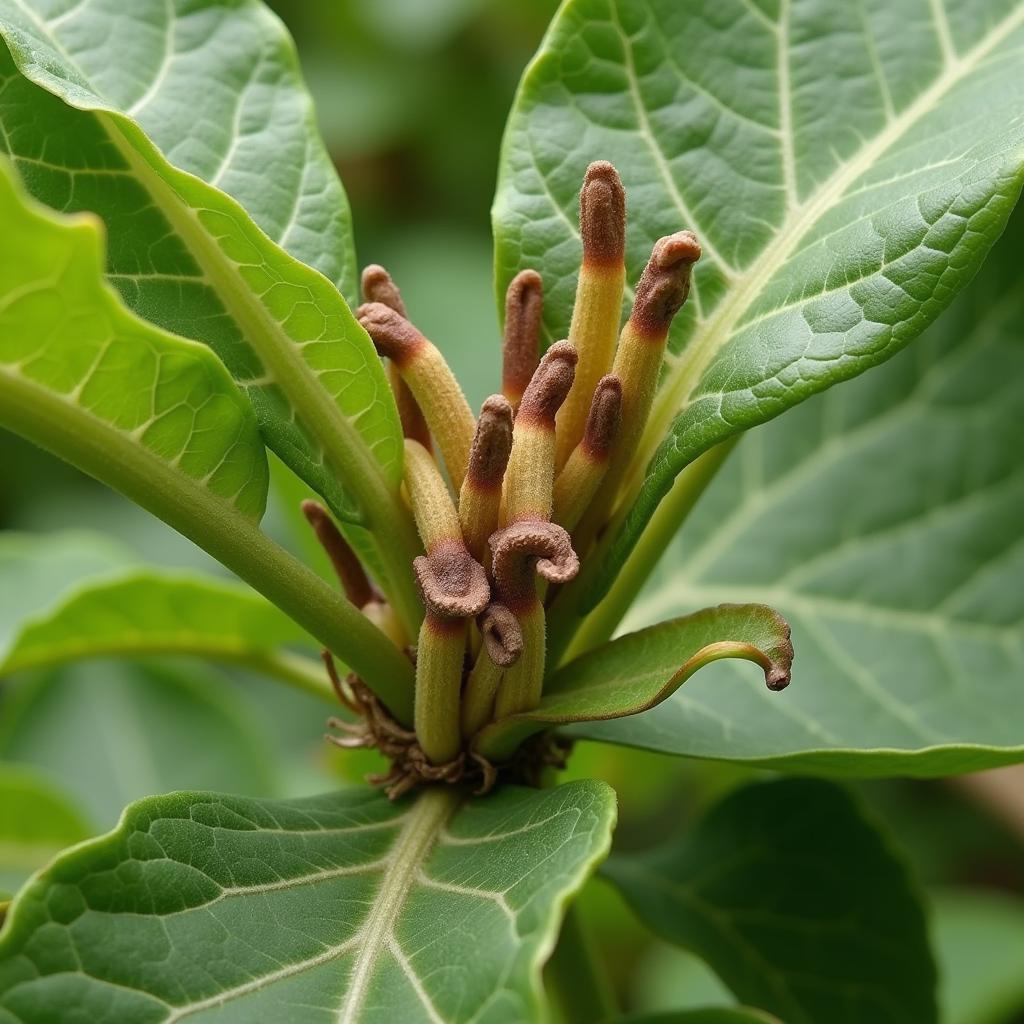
[629,5,1024,496]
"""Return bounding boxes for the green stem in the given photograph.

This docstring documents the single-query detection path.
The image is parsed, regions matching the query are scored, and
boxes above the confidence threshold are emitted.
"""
[545,902,617,1024]
[548,439,736,666]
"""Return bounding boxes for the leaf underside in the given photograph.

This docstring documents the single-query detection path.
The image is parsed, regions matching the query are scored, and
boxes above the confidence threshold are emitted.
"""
[0,782,616,1024]
[577,210,1024,775]
[0,0,401,524]
[494,0,1024,598]
[605,778,936,1024]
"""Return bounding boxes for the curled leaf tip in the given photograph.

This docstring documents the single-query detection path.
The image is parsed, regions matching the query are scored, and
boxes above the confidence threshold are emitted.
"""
[581,160,626,267]
[356,301,422,363]
[360,264,407,316]
[582,374,622,458]
[631,230,702,336]
[466,394,514,490]
[413,542,490,618]
[489,520,580,604]
[517,340,578,426]
[478,602,523,667]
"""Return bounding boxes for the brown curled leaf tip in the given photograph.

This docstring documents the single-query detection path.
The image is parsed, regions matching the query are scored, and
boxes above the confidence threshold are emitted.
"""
[356,301,423,363]
[631,231,702,337]
[489,520,580,605]
[413,542,490,618]
[477,603,523,668]
[582,374,622,459]
[503,270,543,401]
[580,161,626,267]
[360,264,407,316]
[516,340,578,426]
[767,617,794,692]
[467,394,514,489]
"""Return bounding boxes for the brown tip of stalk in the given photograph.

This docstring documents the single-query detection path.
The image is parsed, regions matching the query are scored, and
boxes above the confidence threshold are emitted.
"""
[300,500,374,608]
[503,270,543,406]
[630,231,701,337]
[360,264,408,317]
[516,340,578,427]
[413,540,490,618]
[489,520,580,605]
[477,602,523,667]
[356,302,425,365]
[581,375,622,459]
[580,161,626,268]
[466,395,514,491]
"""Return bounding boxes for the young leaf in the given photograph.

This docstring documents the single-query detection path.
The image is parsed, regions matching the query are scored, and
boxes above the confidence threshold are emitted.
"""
[0,161,415,717]
[579,214,1024,775]
[932,888,1024,1024]
[475,604,792,760]
[494,0,1024,601]
[0,764,91,896]
[0,7,422,627]
[605,778,937,1024]
[0,661,278,830]
[0,570,329,699]
[0,781,616,1022]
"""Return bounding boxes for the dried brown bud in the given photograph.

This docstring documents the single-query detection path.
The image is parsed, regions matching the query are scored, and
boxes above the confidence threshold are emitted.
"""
[413,540,490,619]
[516,340,578,427]
[361,264,408,317]
[489,520,579,608]
[300,500,374,608]
[477,602,523,668]
[502,270,543,408]
[581,374,622,460]
[356,301,425,365]
[466,394,513,492]
[630,231,701,337]
[580,161,626,268]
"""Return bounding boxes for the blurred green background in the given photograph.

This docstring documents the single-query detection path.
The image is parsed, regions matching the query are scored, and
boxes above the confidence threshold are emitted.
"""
[1,2,1022,1021]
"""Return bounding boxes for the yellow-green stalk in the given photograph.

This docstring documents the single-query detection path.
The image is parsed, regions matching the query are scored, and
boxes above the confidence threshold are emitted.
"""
[461,603,522,738]
[361,264,434,452]
[358,303,476,491]
[459,394,513,563]
[403,439,490,764]
[489,520,578,718]
[501,341,577,525]
[554,161,626,471]
[552,374,622,533]
[502,269,543,411]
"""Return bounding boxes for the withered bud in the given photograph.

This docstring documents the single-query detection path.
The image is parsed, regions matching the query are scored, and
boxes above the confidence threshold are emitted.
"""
[630,231,701,337]
[477,602,523,668]
[361,264,408,317]
[489,520,580,607]
[502,270,543,407]
[580,161,626,268]
[516,340,578,427]
[413,541,490,619]
[466,394,513,491]
[356,302,424,365]
[581,375,622,459]
[300,500,374,608]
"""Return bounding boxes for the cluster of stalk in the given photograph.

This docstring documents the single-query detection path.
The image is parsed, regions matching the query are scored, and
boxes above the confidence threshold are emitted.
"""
[315,161,700,769]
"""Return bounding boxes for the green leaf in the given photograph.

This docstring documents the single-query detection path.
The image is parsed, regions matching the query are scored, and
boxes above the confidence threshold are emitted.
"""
[494,0,1024,600]
[0,4,423,626]
[0,764,91,896]
[476,604,792,760]
[0,661,278,829]
[577,212,1024,775]
[0,162,415,717]
[620,1011,781,1024]
[0,569,330,699]
[932,888,1024,1024]
[0,781,616,1022]
[605,778,936,1024]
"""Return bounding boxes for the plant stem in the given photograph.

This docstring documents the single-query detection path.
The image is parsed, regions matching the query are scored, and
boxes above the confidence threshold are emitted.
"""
[548,439,736,665]
[545,902,617,1024]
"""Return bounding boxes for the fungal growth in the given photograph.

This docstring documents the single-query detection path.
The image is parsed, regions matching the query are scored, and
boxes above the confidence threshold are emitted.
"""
[318,161,707,796]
